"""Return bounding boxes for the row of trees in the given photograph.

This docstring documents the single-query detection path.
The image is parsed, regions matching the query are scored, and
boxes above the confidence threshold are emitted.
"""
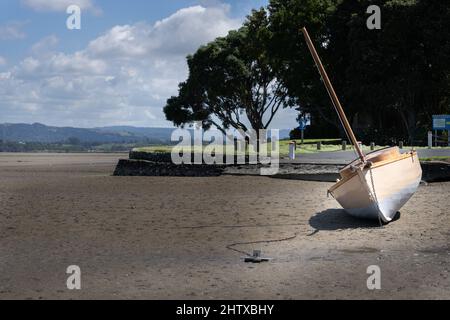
[164,0,450,145]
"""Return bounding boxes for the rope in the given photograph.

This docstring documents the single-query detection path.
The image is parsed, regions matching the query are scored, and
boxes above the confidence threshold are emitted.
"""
[226,233,298,257]
[175,223,305,230]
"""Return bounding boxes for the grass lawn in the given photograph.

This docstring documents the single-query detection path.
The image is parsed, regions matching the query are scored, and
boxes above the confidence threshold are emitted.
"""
[419,156,450,162]
[133,139,450,158]
[134,140,387,157]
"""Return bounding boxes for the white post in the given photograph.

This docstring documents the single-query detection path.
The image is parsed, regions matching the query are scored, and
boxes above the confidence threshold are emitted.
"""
[435,130,437,147]
[289,142,296,160]
[428,131,432,149]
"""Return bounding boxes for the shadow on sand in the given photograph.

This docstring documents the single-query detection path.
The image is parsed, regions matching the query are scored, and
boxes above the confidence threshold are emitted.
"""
[309,209,382,231]
[269,173,339,182]
[223,172,339,182]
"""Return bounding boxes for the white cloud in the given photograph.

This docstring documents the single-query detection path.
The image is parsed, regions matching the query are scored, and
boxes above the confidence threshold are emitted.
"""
[31,35,59,56]
[22,0,101,14]
[0,56,6,66]
[87,24,151,58]
[0,5,241,128]
[87,5,239,58]
[151,5,239,55]
[0,21,27,40]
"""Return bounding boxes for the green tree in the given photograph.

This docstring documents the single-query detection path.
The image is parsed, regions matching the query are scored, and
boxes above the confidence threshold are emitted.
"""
[268,0,340,138]
[268,0,450,144]
[164,8,294,137]
[326,0,450,144]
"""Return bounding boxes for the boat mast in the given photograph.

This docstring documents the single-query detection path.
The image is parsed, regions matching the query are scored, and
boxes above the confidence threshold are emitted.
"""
[301,27,365,162]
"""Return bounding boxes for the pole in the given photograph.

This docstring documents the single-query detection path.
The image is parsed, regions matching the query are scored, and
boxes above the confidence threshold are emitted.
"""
[428,131,432,149]
[435,130,437,147]
[300,27,365,162]
[289,142,296,160]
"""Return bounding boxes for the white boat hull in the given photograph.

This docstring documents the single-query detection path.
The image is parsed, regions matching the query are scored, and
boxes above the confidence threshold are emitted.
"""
[329,148,422,223]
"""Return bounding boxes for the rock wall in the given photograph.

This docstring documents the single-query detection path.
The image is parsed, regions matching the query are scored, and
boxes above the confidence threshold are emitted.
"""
[113,158,341,180]
[114,159,225,177]
[421,161,450,182]
[114,156,450,183]
[129,151,173,163]
[129,151,260,165]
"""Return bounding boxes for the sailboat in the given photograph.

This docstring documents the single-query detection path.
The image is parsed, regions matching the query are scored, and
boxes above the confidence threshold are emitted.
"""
[301,27,422,223]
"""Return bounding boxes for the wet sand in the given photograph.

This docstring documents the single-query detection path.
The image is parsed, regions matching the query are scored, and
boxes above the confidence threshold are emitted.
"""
[0,153,449,299]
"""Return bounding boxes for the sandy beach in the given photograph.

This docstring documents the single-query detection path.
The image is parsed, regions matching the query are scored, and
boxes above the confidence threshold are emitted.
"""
[0,153,449,299]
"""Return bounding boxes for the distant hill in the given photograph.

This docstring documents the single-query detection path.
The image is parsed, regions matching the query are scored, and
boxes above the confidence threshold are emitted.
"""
[0,123,291,144]
[0,123,174,144]
[95,126,175,142]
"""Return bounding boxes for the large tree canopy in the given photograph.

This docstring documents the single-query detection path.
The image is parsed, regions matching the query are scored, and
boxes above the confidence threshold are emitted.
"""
[268,0,450,144]
[268,0,339,136]
[164,9,294,136]
[164,0,449,145]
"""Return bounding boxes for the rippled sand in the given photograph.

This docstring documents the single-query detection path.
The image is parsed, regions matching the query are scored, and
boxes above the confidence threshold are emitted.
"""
[0,153,448,299]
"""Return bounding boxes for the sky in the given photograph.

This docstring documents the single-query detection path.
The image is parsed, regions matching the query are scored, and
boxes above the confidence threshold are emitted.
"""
[0,0,299,129]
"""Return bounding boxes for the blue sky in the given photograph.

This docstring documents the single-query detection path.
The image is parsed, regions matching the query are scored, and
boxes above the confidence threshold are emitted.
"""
[0,0,298,129]
[0,1,268,63]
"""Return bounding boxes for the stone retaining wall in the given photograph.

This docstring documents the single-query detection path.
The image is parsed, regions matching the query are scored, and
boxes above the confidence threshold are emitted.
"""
[115,156,450,183]
[129,151,173,163]
[114,159,225,177]
[129,151,262,165]
[421,161,450,182]
[114,159,342,180]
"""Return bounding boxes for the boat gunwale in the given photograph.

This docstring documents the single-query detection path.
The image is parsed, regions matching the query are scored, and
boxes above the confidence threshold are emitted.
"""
[342,146,400,169]
[328,150,419,193]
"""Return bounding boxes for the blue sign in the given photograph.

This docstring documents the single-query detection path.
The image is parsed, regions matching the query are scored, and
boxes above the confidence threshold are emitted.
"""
[298,114,311,130]
[432,115,450,130]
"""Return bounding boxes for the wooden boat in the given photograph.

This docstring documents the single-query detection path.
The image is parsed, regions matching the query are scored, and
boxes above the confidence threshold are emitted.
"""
[301,28,422,223]
[329,146,422,222]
